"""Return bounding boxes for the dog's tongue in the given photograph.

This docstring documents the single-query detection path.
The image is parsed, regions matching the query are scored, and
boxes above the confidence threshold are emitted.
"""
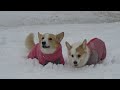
[46,46,50,48]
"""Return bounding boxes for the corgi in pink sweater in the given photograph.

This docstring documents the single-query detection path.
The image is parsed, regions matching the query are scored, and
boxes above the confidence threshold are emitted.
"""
[66,38,106,68]
[25,32,65,66]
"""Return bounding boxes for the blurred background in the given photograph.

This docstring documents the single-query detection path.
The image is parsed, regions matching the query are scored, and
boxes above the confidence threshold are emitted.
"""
[0,11,120,27]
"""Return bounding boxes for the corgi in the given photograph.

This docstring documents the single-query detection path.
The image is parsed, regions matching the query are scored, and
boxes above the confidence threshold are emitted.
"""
[65,38,106,68]
[25,32,65,65]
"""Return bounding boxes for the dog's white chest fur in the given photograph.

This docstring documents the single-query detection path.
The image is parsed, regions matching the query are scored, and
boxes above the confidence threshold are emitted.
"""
[41,48,56,54]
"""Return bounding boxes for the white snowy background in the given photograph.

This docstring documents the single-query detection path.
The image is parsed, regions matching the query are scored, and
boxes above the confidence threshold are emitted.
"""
[0,11,120,79]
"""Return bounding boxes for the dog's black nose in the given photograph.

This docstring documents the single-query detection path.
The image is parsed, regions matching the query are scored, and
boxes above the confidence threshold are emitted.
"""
[73,61,77,65]
[42,42,46,45]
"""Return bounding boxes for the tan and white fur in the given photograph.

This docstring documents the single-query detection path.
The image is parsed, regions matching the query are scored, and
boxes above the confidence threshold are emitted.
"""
[25,32,64,54]
[65,39,90,68]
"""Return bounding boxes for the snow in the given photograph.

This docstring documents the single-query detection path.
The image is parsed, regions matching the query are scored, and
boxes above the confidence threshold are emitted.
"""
[0,22,120,79]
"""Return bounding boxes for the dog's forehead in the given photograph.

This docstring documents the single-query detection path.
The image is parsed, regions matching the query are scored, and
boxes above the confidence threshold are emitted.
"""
[70,45,78,55]
[76,45,86,55]
[70,48,77,55]
[43,33,56,38]
[43,33,48,37]
[70,42,84,55]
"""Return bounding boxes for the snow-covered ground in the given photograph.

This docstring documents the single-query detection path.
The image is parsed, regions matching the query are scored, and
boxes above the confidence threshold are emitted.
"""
[0,22,120,79]
[0,11,120,27]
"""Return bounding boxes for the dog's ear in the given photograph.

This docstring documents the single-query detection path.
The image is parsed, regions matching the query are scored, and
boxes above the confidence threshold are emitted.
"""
[65,41,72,50]
[82,39,87,49]
[38,32,42,41]
[56,32,64,43]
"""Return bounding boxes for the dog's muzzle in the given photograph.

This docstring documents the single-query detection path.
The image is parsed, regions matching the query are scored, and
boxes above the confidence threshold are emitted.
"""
[42,41,50,48]
[73,61,78,66]
[42,46,50,48]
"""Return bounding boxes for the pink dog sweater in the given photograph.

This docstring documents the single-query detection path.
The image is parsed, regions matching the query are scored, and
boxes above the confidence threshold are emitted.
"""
[86,38,106,65]
[28,43,65,65]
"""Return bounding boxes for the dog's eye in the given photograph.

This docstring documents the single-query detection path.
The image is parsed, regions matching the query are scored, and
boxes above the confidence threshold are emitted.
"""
[71,55,74,57]
[49,38,52,40]
[42,37,44,40]
[77,55,81,58]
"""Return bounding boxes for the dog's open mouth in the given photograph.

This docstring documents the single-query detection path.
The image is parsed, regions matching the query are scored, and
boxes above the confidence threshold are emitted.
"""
[74,64,78,67]
[42,46,50,48]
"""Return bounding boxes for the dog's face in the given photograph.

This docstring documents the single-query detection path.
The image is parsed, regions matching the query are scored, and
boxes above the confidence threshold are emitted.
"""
[38,32,64,54]
[65,39,89,67]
